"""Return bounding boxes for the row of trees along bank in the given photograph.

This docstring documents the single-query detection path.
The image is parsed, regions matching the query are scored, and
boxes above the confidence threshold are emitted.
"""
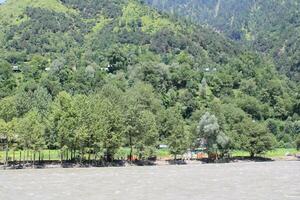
[0,83,287,166]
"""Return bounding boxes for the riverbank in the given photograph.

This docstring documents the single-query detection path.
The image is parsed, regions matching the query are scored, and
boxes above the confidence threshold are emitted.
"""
[1,154,299,170]
[1,148,299,163]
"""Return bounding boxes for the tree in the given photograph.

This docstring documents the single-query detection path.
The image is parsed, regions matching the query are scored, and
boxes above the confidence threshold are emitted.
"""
[216,131,231,156]
[90,96,124,161]
[123,83,162,160]
[15,111,45,165]
[197,112,230,158]
[197,112,219,153]
[236,118,276,157]
[0,119,10,165]
[72,94,90,163]
[124,106,159,160]
[107,45,129,73]
[135,110,158,159]
[32,87,52,117]
[124,105,140,161]
[236,94,269,120]
[0,96,17,122]
[49,91,76,162]
[159,107,189,159]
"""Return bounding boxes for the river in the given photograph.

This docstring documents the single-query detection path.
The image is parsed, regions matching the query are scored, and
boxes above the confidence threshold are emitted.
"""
[0,161,299,200]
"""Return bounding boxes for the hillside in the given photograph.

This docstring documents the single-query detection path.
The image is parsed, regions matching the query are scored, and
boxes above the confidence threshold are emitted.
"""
[145,0,300,82]
[0,0,299,162]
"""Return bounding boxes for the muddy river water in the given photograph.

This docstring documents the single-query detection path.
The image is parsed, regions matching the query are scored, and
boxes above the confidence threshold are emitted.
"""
[0,161,299,200]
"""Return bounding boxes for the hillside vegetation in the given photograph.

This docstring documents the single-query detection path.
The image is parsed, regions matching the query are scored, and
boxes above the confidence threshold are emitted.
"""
[146,0,300,82]
[0,0,299,163]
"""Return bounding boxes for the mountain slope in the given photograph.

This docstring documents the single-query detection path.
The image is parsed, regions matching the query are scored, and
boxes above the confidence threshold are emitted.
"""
[0,0,299,149]
[145,0,300,82]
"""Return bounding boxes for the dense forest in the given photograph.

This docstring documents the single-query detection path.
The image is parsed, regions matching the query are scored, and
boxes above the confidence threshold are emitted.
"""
[0,0,299,164]
[146,0,300,82]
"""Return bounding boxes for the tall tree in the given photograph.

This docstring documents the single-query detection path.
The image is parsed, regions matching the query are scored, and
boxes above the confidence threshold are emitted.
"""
[49,91,76,162]
[197,112,229,157]
[15,111,45,165]
[235,118,276,157]
[160,107,189,159]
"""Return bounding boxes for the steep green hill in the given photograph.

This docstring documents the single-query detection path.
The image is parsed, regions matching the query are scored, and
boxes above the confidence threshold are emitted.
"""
[0,0,299,160]
[146,0,300,82]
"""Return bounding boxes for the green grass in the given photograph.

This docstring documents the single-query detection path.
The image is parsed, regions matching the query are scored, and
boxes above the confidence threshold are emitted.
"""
[0,150,62,162]
[264,148,299,157]
[0,148,171,162]
[156,149,170,158]
[231,148,300,158]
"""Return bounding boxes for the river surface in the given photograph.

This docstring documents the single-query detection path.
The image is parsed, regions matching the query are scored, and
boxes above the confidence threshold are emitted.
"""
[0,161,299,200]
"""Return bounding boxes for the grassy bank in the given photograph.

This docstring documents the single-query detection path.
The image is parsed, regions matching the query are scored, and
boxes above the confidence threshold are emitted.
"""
[0,148,172,163]
[231,148,299,158]
[0,148,299,163]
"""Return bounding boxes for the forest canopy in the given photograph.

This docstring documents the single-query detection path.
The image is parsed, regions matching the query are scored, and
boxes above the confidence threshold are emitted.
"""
[145,0,300,82]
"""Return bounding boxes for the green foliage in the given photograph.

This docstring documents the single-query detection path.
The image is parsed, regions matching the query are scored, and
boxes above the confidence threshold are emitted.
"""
[0,60,16,98]
[161,106,189,158]
[0,0,299,163]
[146,0,300,81]
[123,82,160,159]
[197,112,230,156]
[0,96,17,122]
[14,110,45,151]
[235,119,276,157]
[0,119,9,139]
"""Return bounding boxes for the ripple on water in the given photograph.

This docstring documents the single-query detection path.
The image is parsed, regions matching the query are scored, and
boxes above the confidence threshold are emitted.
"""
[0,161,299,200]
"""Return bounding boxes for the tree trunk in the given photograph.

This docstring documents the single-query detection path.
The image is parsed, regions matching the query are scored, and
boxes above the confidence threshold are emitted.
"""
[106,147,114,162]
[23,150,25,166]
[48,149,51,161]
[31,151,33,164]
[5,145,9,168]
[250,152,255,158]
[19,151,22,163]
[27,150,29,164]
[79,149,83,164]
[60,150,63,164]
[33,152,35,167]
[129,136,133,161]
[73,149,76,161]
[71,149,73,161]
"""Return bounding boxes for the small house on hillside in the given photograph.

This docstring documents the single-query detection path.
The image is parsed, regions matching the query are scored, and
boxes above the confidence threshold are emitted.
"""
[12,65,21,72]
[159,144,168,149]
